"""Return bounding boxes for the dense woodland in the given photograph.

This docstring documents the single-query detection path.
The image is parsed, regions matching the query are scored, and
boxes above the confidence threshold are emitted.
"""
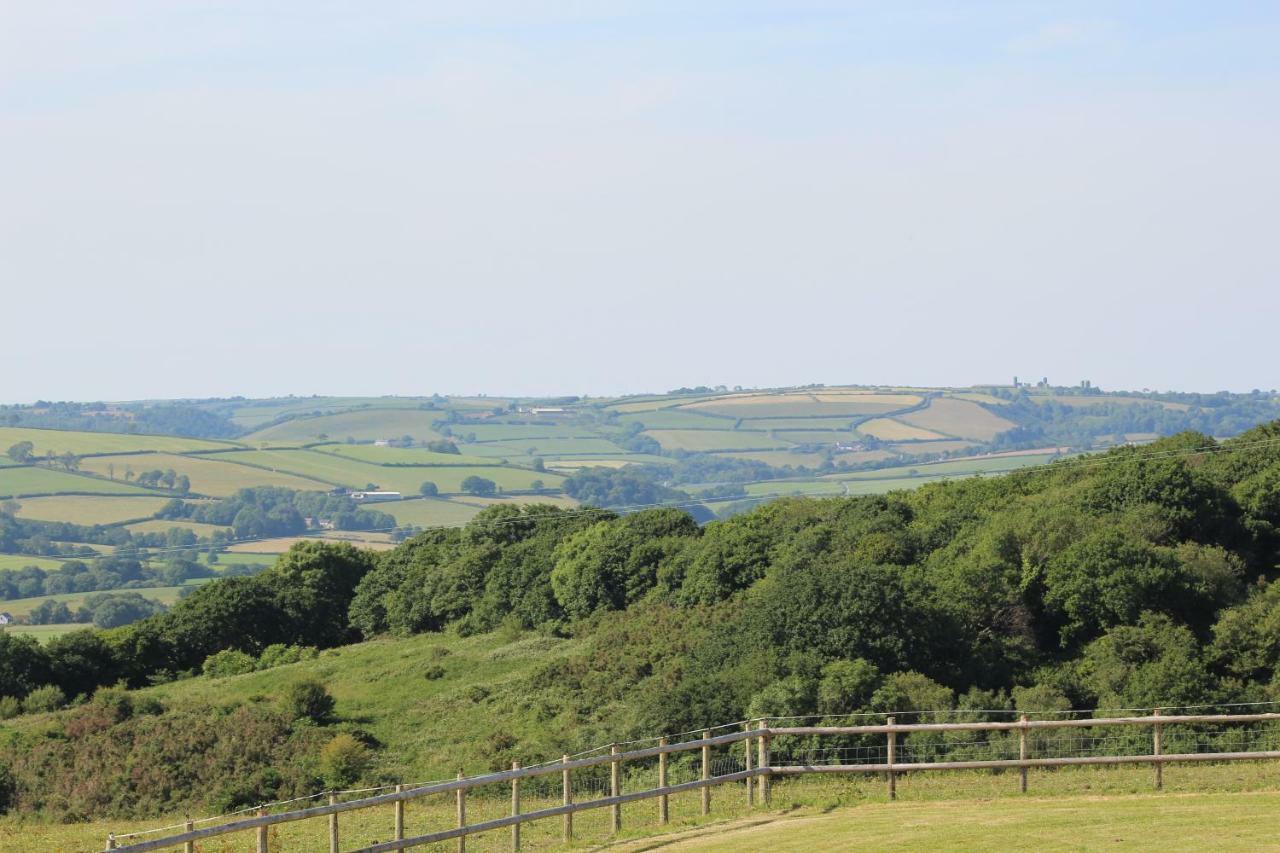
[3,422,1280,818]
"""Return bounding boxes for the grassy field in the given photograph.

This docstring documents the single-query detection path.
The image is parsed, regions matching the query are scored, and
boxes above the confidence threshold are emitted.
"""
[743,417,859,431]
[76,452,327,497]
[1029,393,1190,411]
[0,583,200,618]
[315,444,494,466]
[9,495,174,525]
[225,536,396,554]
[682,392,920,419]
[242,409,446,445]
[0,427,234,457]
[888,440,977,455]
[643,430,788,452]
[371,495,579,528]
[615,409,733,429]
[472,437,628,456]
[0,553,66,570]
[11,734,1280,851]
[221,397,440,429]
[827,452,1064,483]
[123,519,231,537]
[223,450,564,494]
[857,418,949,441]
[0,467,160,498]
[768,429,866,445]
[459,423,600,441]
[613,789,1280,852]
[899,398,1017,441]
[0,623,86,645]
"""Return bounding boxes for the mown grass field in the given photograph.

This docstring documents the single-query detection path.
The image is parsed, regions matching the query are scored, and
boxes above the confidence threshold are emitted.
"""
[460,424,600,441]
[76,452,326,497]
[472,437,627,456]
[0,467,159,498]
[0,427,234,457]
[221,450,564,494]
[123,519,231,537]
[616,409,732,429]
[857,418,949,441]
[10,733,1280,851]
[1029,393,1190,411]
[643,430,788,452]
[0,583,203,618]
[614,788,1280,852]
[899,398,1017,441]
[241,409,445,445]
[0,623,85,645]
[372,495,580,528]
[9,495,175,525]
[682,392,920,419]
[315,445,494,466]
[887,440,976,455]
[0,554,66,571]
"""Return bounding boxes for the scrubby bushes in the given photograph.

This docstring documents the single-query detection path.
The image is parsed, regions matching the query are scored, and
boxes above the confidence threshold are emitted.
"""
[285,680,334,724]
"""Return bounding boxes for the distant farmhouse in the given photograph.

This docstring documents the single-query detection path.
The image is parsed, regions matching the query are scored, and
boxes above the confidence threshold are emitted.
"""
[0,612,12,626]
[351,490,402,503]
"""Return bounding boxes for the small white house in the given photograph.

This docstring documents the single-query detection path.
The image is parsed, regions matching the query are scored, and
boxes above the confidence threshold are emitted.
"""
[0,612,12,626]
[351,490,402,503]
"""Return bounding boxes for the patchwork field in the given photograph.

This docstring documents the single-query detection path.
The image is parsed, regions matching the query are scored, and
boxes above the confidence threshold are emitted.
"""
[472,437,627,456]
[76,452,326,497]
[0,467,159,498]
[1030,393,1190,411]
[888,440,977,455]
[615,409,732,429]
[898,397,1017,441]
[456,423,599,441]
[0,427,234,456]
[9,495,174,525]
[681,392,920,418]
[124,519,232,537]
[315,445,494,466]
[857,418,949,441]
[242,409,445,444]
[0,554,66,571]
[643,430,788,452]
[210,449,564,494]
[0,583,202,618]
[0,623,84,645]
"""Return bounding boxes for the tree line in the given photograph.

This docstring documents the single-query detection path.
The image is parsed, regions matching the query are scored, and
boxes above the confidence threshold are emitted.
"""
[4,423,1280,817]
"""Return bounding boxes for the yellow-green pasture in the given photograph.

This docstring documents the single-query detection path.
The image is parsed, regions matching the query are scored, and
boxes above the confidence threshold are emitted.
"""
[77,452,327,497]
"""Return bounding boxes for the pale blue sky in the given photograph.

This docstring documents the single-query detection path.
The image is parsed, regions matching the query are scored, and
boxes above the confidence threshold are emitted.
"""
[3,2,1277,401]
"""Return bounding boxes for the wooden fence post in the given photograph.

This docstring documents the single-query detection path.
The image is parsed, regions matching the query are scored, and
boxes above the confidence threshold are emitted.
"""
[1019,714,1029,793]
[184,820,194,853]
[256,810,268,853]
[745,722,755,806]
[1153,708,1163,790]
[511,760,521,852]
[105,834,116,851]
[611,744,622,834]
[456,771,467,853]
[658,738,669,824]
[886,716,897,801]
[562,754,573,842]
[758,719,771,806]
[329,792,339,853]
[701,730,712,816]
[394,784,404,842]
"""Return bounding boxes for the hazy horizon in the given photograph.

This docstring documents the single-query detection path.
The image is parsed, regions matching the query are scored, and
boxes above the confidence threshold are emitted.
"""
[4,2,1278,402]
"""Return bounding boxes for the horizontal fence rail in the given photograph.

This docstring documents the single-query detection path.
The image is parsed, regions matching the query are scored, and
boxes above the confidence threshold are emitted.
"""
[107,710,1280,852]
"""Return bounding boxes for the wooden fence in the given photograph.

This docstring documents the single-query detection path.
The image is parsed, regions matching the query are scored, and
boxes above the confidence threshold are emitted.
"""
[107,710,1280,852]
